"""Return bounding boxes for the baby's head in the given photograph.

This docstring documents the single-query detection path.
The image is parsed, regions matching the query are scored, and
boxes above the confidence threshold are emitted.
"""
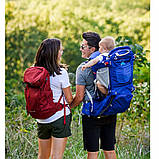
[99,36,115,53]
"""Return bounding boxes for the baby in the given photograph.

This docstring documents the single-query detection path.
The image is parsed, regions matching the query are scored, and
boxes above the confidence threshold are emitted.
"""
[82,36,115,95]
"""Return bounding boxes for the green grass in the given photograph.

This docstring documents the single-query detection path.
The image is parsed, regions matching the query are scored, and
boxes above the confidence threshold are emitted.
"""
[5,106,150,159]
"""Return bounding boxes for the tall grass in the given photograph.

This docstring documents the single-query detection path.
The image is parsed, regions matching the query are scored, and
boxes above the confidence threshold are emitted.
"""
[5,104,150,159]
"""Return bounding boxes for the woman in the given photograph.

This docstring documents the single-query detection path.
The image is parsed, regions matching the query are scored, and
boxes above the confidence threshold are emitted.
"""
[34,38,73,159]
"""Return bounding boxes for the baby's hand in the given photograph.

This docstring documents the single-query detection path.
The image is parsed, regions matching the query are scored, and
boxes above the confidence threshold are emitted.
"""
[81,65,87,71]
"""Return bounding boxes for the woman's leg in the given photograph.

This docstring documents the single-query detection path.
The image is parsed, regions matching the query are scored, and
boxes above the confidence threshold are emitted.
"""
[38,138,52,159]
[50,137,67,159]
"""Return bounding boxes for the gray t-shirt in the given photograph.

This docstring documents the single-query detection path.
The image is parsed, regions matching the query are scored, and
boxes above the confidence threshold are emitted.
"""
[76,61,95,103]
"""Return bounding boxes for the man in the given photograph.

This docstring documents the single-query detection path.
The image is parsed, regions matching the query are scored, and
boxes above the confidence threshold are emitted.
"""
[70,32,117,159]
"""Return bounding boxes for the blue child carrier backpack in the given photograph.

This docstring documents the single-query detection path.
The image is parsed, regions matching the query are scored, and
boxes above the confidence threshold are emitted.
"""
[83,46,135,117]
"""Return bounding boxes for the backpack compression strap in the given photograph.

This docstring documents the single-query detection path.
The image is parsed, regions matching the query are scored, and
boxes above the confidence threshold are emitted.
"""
[58,92,67,125]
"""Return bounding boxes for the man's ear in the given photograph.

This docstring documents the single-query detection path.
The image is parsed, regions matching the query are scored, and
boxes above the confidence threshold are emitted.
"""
[90,47,96,53]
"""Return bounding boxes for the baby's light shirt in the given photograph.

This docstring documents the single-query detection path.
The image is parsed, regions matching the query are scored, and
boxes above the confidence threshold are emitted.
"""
[96,52,109,63]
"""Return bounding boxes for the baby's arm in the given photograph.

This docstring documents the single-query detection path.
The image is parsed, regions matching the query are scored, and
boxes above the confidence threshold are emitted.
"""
[81,57,100,71]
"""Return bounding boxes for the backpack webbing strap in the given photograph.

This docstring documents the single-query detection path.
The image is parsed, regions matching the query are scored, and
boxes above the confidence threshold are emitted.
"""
[57,93,63,104]
[54,92,66,124]
[86,87,115,116]
[85,89,93,112]
[99,95,115,116]
[63,96,66,125]
[59,92,66,125]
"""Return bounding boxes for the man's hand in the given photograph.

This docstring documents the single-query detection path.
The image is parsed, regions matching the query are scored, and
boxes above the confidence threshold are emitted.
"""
[81,65,87,71]
[70,85,85,109]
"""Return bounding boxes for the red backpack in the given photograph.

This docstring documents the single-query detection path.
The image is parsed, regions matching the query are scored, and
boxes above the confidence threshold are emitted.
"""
[23,66,65,119]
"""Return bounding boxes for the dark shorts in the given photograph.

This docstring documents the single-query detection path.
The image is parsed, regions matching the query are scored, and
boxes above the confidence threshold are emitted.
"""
[82,115,117,152]
[37,114,72,139]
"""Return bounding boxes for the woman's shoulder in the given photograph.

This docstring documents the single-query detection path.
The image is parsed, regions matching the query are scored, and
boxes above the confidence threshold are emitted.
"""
[50,68,68,78]
[60,68,68,76]
[60,67,67,72]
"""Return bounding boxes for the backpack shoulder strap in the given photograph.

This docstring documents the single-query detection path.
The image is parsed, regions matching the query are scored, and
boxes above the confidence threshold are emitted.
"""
[85,89,93,105]
[85,89,94,112]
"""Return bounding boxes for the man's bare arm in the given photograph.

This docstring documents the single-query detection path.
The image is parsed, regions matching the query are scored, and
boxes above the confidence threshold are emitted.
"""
[70,85,85,109]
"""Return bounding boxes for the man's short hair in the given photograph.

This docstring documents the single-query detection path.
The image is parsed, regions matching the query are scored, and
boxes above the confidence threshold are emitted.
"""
[82,32,101,51]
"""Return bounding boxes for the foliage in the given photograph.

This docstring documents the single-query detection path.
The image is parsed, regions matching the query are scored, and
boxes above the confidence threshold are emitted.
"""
[115,36,150,84]
[5,0,150,91]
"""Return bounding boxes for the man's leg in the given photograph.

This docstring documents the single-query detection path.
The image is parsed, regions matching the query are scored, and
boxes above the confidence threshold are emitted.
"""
[87,152,98,159]
[82,115,100,159]
[100,116,117,159]
[103,150,116,159]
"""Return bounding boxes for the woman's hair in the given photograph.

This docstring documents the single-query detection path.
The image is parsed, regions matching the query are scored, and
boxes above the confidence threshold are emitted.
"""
[34,38,62,76]
[82,32,101,51]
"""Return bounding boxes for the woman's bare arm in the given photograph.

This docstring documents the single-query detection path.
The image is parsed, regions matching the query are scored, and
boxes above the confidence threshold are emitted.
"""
[62,86,73,104]
[70,85,85,108]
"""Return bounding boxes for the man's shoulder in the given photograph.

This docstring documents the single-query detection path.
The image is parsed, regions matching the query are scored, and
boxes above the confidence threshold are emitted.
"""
[89,51,100,59]
[76,61,93,77]
[77,61,87,71]
[76,61,94,86]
